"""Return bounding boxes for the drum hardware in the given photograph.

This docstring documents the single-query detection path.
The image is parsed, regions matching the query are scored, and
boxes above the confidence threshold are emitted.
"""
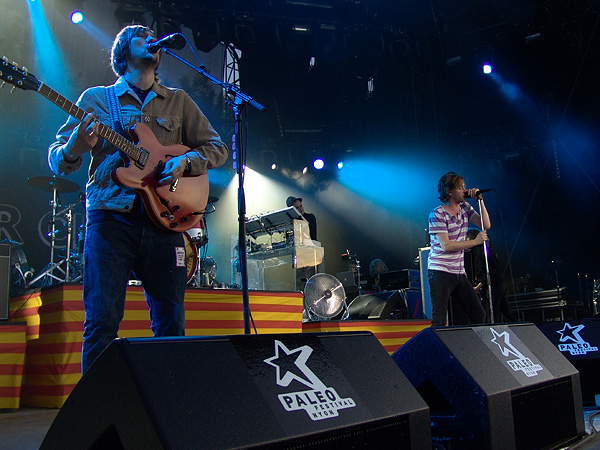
[200,256,218,286]
[186,215,211,287]
[12,260,35,289]
[184,204,221,287]
[26,176,83,286]
[0,239,34,293]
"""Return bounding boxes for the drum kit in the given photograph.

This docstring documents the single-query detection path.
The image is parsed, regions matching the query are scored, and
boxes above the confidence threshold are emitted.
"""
[20,175,219,288]
[25,175,84,287]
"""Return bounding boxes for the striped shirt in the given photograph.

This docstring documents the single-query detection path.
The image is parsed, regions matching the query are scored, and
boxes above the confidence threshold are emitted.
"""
[428,202,476,274]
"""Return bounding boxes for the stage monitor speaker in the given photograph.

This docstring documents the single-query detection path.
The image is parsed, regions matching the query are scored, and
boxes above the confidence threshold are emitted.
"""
[0,244,10,321]
[347,290,408,320]
[391,323,585,450]
[41,331,431,450]
[536,318,600,406]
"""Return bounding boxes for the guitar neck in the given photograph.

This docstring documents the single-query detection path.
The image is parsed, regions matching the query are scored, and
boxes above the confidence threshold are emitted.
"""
[37,82,144,162]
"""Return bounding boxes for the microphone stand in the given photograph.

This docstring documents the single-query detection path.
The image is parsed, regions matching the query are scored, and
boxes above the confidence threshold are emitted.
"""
[163,48,265,334]
[477,195,494,324]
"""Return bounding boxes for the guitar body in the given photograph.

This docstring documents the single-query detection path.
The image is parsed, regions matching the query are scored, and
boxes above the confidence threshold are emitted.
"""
[111,122,208,232]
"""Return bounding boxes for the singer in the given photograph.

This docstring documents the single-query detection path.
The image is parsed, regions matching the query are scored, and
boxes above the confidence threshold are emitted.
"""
[48,25,229,373]
[427,172,490,327]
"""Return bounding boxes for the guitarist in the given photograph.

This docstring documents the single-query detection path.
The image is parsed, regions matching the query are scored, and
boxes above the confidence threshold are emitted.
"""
[48,25,228,373]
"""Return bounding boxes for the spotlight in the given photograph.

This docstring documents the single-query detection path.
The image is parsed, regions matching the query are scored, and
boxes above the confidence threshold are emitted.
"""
[70,11,84,24]
[302,167,308,174]
[260,150,278,172]
[482,63,493,74]
[337,161,344,169]
[293,25,310,33]
[313,158,324,170]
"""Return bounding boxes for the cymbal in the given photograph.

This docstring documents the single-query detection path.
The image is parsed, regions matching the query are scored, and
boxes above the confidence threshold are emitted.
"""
[208,195,219,204]
[27,176,80,193]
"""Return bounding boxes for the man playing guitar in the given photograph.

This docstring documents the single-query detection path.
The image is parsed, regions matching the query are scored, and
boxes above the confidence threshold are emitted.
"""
[48,25,228,373]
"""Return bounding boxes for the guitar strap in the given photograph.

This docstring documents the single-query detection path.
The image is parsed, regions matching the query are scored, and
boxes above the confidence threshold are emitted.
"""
[106,84,145,214]
[105,85,127,138]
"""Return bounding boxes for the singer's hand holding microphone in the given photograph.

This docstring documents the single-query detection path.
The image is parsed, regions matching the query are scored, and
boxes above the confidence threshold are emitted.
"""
[465,188,492,200]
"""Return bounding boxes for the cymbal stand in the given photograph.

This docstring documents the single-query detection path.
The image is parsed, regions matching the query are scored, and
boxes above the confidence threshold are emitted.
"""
[27,191,81,286]
[188,216,211,288]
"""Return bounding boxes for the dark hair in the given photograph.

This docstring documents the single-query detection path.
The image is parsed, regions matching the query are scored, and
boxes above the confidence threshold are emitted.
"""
[110,25,158,77]
[466,228,480,240]
[369,259,388,278]
[437,172,464,203]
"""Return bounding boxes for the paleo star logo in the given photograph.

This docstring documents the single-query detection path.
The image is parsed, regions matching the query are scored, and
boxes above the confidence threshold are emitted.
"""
[264,340,356,421]
[557,323,599,356]
[490,328,543,377]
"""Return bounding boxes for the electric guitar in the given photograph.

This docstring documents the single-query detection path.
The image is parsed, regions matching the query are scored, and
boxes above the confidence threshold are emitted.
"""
[0,56,208,232]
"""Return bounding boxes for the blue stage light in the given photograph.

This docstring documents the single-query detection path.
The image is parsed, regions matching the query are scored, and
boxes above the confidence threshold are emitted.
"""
[313,158,325,170]
[482,63,493,74]
[71,11,84,25]
[337,161,344,169]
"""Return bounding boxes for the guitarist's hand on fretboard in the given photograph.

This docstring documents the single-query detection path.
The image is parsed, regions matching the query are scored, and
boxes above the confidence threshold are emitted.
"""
[65,113,98,160]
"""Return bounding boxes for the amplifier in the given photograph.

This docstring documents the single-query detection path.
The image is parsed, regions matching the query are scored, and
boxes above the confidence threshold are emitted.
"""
[379,269,420,291]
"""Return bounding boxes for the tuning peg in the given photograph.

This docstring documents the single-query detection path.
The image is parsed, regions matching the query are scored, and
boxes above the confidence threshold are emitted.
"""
[0,81,5,88]
[10,85,17,93]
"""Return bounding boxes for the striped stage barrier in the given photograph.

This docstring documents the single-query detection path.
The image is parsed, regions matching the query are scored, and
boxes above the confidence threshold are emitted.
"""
[6,284,430,408]
[8,284,303,408]
[303,320,431,354]
[0,322,27,409]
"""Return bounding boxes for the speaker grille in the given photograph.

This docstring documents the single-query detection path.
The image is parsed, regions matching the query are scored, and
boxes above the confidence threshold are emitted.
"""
[512,379,578,450]
[263,416,412,450]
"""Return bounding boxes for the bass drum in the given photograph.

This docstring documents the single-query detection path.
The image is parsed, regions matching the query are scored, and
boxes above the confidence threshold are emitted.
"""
[183,231,198,283]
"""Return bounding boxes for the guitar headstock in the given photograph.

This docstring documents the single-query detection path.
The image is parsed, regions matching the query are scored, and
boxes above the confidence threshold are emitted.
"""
[0,57,41,92]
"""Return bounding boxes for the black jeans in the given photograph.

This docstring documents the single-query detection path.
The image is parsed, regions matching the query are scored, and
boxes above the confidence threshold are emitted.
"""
[428,269,486,326]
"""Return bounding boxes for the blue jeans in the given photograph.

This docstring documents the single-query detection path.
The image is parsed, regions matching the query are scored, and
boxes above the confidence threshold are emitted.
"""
[428,269,486,327]
[81,209,186,373]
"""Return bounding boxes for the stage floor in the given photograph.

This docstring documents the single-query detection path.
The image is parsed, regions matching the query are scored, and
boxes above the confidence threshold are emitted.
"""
[1,407,599,450]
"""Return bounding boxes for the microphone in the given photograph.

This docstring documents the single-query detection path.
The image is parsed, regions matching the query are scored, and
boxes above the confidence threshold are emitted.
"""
[465,188,492,198]
[147,33,186,54]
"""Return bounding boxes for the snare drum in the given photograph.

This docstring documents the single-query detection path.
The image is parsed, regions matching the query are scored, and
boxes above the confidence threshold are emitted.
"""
[182,232,198,283]
[186,218,208,247]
